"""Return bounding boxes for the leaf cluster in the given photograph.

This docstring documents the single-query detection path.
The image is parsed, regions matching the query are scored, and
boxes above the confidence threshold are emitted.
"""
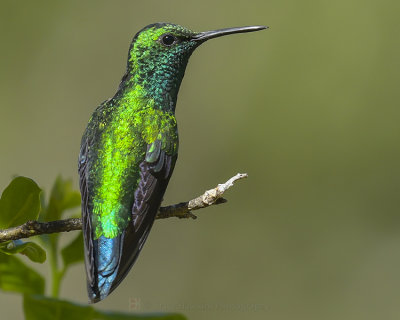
[0,176,186,320]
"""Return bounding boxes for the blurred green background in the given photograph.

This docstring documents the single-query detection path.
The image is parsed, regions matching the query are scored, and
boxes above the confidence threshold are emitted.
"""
[1,0,399,319]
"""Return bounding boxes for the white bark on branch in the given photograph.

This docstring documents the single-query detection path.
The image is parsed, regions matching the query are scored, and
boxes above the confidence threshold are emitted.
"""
[0,173,247,243]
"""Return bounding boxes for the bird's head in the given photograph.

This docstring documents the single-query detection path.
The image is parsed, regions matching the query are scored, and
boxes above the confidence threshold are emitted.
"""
[125,23,266,108]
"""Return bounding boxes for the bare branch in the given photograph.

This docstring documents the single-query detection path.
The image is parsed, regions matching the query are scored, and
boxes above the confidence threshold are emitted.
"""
[0,173,247,243]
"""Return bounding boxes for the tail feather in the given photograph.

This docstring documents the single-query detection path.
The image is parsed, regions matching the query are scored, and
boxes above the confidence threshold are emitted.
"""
[87,205,158,303]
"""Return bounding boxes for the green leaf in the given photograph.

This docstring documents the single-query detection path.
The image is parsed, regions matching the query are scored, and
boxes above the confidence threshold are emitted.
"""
[39,176,81,252]
[23,295,187,320]
[24,294,94,320]
[95,311,187,320]
[61,232,84,268]
[0,240,46,263]
[0,253,45,294]
[41,176,81,222]
[0,176,42,229]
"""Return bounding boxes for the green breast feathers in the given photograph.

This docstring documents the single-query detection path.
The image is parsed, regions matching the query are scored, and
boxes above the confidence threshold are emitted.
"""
[86,85,178,239]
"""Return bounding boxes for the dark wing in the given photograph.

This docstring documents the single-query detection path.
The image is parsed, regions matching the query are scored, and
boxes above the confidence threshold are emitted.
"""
[79,135,177,303]
[78,132,94,291]
[79,129,103,301]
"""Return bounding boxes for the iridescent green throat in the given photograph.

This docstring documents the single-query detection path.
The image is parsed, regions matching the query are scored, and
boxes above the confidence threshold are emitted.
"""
[125,24,198,110]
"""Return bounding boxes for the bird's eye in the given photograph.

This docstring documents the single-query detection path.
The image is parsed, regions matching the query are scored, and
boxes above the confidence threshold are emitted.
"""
[160,34,176,46]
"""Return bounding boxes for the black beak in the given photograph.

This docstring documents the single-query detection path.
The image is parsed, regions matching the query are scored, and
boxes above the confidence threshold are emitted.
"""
[192,25,267,42]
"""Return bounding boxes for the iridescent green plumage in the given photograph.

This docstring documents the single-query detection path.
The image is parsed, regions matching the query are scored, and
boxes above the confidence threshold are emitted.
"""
[85,24,196,239]
[89,95,178,239]
[79,22,266,303]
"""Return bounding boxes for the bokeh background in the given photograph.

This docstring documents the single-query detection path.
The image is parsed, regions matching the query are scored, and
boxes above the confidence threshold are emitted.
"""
[1,0,399,319]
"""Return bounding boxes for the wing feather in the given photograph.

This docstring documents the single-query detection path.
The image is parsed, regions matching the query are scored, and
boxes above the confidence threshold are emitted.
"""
[78,134,96,291]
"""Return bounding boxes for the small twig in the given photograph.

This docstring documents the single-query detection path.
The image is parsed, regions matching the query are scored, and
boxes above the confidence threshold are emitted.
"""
[0,173,247,243]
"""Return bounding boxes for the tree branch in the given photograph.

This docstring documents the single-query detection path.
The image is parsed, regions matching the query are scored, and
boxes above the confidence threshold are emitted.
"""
[0,173,247,243]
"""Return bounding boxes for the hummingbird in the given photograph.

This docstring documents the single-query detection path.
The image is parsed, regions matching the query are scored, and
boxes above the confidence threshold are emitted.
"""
[79,22,266,303]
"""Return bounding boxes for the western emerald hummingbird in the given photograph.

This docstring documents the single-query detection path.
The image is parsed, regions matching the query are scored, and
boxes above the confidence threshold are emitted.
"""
[79,22,266,303]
